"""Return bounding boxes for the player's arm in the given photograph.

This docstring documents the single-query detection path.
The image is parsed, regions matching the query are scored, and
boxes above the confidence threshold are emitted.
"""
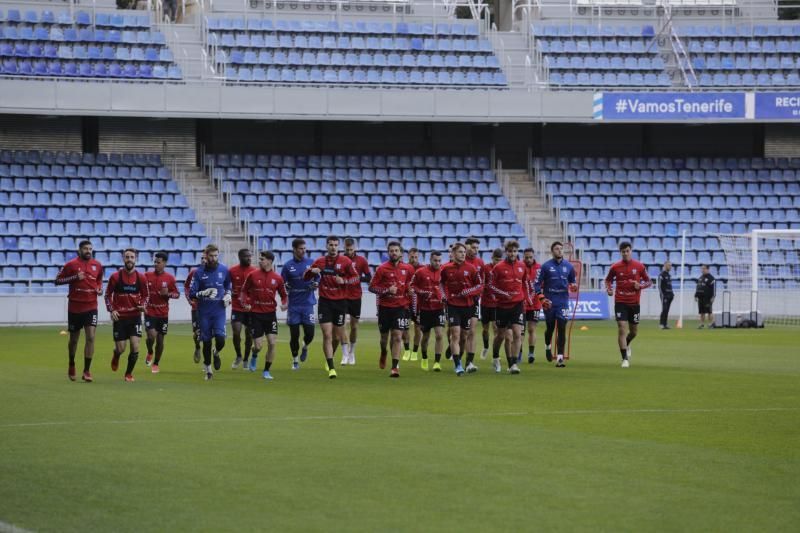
[303,259,322,281]
[568,263,578,292]
[278,278,288,309]
[368,267,388,294]
[360,259,372,284]
[638,265,652,290]
[709,275,716,301]
[105,273,119,319]
[138,273,150,311]
[168,276,180,299]
[54,262,77,285]
[459,270,483,298]
[604,266,615,295]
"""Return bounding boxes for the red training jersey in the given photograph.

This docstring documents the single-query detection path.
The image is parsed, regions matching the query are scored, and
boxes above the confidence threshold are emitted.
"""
[343,253,371,300]
[240,269,288,314]
[303,254,359,301]
[229,264,257,312]
[440,261,483,307]
[465,255,486,283]
[185,268,198,311]
[524,261,542,311]
[105,269,149,320]
[369,260,414,309]
[605,259,652,305]
[488,259,530,309]
[481,262,498,307]
[55,256,104,313]
[144,270,179,318]
[410,265,444,313]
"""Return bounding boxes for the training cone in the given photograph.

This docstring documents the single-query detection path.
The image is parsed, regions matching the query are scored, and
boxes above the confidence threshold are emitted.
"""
[676,319,683,329]
[59,330,67,335]
[580,325,589,331]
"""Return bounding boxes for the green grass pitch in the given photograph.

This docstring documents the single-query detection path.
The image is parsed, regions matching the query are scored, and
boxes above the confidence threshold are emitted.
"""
[1,320,798,532]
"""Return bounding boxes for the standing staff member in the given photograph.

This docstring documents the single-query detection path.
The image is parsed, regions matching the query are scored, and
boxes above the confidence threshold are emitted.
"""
[695,264,716,329]
[658,261,674,330]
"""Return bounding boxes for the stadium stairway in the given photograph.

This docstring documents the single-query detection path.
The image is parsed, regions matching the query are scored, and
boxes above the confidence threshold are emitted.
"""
[500,169,568,261]
[173,165,251,261]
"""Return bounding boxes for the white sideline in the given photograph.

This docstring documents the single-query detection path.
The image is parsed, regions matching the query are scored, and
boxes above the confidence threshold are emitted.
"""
[0,520,34,533]
[0,407,797,429]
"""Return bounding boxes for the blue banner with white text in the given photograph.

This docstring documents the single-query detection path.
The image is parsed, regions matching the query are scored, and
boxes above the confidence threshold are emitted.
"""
[754,92,800,119]
[594,92,746,120]
[569,292,611,320]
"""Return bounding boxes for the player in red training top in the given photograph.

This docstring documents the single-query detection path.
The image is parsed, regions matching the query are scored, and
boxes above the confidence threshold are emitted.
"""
[605,241,652,368]
[143,251,179,373]
[479,248,503,361]
[54,239,104,382]
[240,251,288,380]
[410,250,445,372]
[303,236,359,379]
[402,247,424,362]
[105,248,149,382]
[463,238,486,372]
[369,241,414,377]
[185,251,206,364]
[440,242,483,376]
[488,240,531,375]
[229,248,257,370]
[522,248,542,365]
[341,237,372,366]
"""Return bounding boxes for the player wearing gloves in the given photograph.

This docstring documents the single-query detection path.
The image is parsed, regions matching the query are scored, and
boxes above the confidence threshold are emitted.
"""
[440,243,483,376]
[534,241,577,368]
[189,244,232,381]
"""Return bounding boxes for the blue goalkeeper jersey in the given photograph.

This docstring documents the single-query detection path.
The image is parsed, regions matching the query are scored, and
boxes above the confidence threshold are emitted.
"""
[281,256,317,307]
[534,258,576,306]
[189,262,232,313]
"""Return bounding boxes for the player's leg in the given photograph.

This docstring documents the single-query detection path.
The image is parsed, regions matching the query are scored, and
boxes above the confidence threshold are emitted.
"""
[433,325,444,371]
[378,307,390,369]
[243,316,253,366]
[212,311,226,371]
[481,311,491,359]
[543,312,556,362]
[320,322,337,375]
[145,323,157,366]
[231,318,244,368]
[263,332,278,379]
[555,316,567,367]
[389,327,403,377]
[449,310,464,374]
[616,320,629,358]
[464,312,477,370]
[302,320,314,362]
[345,308,358,364]
[151,332,165,372]
[191,310,201,363]
[526,318,538,364]
[125,327,142,379]
[250,316,266,376]
[402,326,411,361]
[491,313,504,372]
[67,326,80,380]
[81,321,96,380]
[420,323,431,368]
[509,323,524,373]
[411,318,421,361]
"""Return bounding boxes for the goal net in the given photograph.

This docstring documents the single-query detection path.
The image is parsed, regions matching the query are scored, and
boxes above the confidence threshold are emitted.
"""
[716,229,800,327]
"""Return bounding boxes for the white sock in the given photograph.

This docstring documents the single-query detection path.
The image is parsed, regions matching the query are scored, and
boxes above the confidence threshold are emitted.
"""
[293,356,298,363]
[342,343,350,357]
[546,344,551,350]
[350,342,357,358]
[557,354,564,361]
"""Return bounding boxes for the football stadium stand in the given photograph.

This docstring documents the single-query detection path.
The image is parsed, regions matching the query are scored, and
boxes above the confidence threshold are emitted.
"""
[206,153,529,264]
[0,150,206,294]
[537,156,800,287]
[207,18,508,87]
[0,7,182,79]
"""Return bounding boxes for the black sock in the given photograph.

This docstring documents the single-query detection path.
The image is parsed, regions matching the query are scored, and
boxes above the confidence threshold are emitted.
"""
[83,357,92,372]
[233,338,242,359]
[482,331,489,349]
[302,324,315,347]
[289,324,300,357]
[154,352,162,365]
[626,334,635,345]
[453,354,462,368]
[506,355,516,368]
[244,336,252,361]
[391,358,399,369]
[125,351,139,375]
[413,344,419,353]
[203,342,212,366]
[529,345,535,356]
[466,352,475,364]
[214,337,225,353]
[113,348,121,359]
[435,353,441,362]
[445,346,451,359]
[620,348,628,360]
[422,351,428,359]
[146,339,154,354]
[493,346,500,359]
[380,345,388,357]
[69,353,76,366]
[326,358,334,370]
[404,342,410,351]
[264,360,272,372]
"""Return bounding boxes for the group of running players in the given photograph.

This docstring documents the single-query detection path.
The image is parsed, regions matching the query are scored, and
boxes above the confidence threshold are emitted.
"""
[56,236,650,382]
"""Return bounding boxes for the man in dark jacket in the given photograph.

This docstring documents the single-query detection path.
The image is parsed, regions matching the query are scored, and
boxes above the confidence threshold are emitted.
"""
[658,261,674,330]
[695,264,716,329]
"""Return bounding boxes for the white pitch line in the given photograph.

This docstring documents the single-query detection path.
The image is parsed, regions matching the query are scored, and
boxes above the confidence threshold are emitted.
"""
[0,407,797,430]
[0,520,34,533]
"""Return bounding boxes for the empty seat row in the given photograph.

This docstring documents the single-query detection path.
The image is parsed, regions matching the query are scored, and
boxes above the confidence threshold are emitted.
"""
[0,43,175,62]
[1,59,181,79]
[676,24,800,38]
[0,10,151,28]
[546,55,666,70]
[1,206,194,222]
[538,39,659,54]
[686,39,800,54]
[533,25,656,38]
[0,151,163,166]
[542,168,800,181]
[1,178,180,193]
[2,235,209,253]
[554,194,800,209]
[548,181,800,195]
[222,179,501,195]
[0,191,187,208]
[0,27,166,44]
[537,156,800,170]
[563,207,800,224]
[550,71,672,86]
[208,153,491,170]
[0,164,172,179]
[226,66,506,86]
[695,71,800,86]
[207,19,480,37]
[691,54,800,70]
[232,193,512,212]
[210,33,493,52]
[213,167,496,182]
[1,221,205,237]
[251,221,525,240]
[218,49,500,69]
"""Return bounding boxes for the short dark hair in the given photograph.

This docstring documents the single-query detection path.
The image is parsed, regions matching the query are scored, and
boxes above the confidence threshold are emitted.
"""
[78,240,92,249]
[154,251,168,262]
[430,251,442,258]
[504,240,520,251]
[492,248,503,259]
[523,248,534,255]
[291,238,306,249]
[205,244,219,254]
[550,241,563,251]
[238,248,251,259]
[465,237,480,246]
[701,264,710,269]
[452,242,466,252]
[123,248,137,256]
[261,251,275,261]
[326,236,339,244]
[619,241,632,251]
[409,247,419,254]
[344,237,355,246]
[387,240,402,251]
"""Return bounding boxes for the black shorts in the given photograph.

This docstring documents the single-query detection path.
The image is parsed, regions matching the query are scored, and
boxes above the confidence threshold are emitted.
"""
[525,309,540,323]
[250,312,278,338]
[230,310,250,326]
[471,302,479,322]
[378,306,409,333]
[191,310,199,331]
[113,317,142,341]
[496,302,525,329]
[419,309,446,332]
[144,316,169,335]
[67,309,97,332]
[614,303,641,324]
[480,305,496,325]
[447,304,472,330]
[697,298,713,314]
[346,298,362,320]
[318,297,346,326]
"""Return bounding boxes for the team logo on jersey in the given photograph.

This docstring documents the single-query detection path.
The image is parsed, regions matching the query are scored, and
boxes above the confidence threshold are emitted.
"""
[463,271,469,277]
[218,272,223,279]
[632,269,637,274]
[562,267,567,273]
[91,265,97,271]
[162,282,167,288]
[518,267,523,273]
[271,279,276,286]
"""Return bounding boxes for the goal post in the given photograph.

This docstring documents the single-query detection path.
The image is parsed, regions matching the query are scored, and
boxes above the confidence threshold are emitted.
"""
[716,229,800,327]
